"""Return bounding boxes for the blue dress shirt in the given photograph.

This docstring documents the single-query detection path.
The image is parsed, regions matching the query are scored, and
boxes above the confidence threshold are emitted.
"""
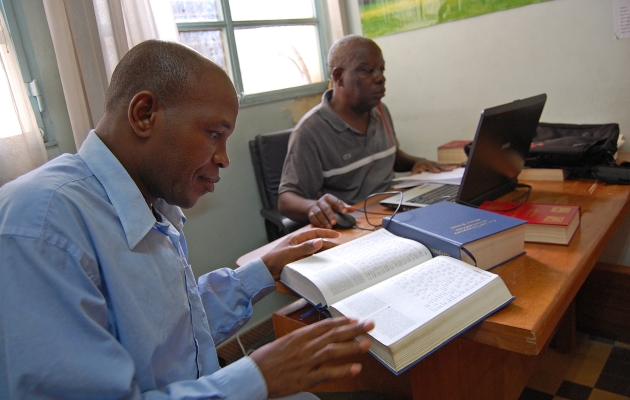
[0,131,277,399]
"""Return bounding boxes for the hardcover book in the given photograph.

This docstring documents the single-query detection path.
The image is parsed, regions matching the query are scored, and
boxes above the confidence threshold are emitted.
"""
[479,201,581,245]
[383,201,526,270]
[518,167,568,181]
[280,229,514,375]
[437,140,472,165]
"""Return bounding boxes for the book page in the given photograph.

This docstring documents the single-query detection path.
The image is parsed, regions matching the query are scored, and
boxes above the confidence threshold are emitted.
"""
[284,229,432,305]
[330,256,497,346]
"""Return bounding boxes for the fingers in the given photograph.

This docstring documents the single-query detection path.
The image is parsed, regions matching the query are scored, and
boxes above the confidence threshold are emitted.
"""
[306,362,364,383]
[290,319,374,387]
[250,317,374,397]
[305,319,374,355]
[308,208,333,228]
[344,204,357,212]
[287,228,341,245]
[261,229,341,278]
[412,159,455,174]
[438,163,457,171]
[308,194,346,228]
[295,316,370,341]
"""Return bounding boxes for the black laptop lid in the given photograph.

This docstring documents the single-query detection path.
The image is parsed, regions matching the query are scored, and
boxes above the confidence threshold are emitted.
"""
[457,93,547,206]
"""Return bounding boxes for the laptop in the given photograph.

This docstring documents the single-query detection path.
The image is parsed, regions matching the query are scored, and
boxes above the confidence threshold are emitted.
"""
[380,93,547,210]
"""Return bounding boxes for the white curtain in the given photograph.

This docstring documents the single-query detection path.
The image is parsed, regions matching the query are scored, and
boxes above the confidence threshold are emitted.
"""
[43,0,178,150]
[0,11,48,187]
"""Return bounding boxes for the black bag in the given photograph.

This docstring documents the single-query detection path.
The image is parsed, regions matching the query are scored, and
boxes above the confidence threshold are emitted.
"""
[463,122,628,183]
[591,163,630,185]
[525,123,619,170]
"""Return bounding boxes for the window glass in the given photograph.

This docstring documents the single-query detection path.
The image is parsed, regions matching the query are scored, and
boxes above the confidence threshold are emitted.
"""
[0,48,22,138]
[178,30,228,71]
[170,0,327,100]
[172,0,222,22]
[229,0,313,21]
[235,25,322,94]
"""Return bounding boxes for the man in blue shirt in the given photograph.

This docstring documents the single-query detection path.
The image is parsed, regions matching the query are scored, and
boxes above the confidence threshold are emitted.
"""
[0,40,374,399]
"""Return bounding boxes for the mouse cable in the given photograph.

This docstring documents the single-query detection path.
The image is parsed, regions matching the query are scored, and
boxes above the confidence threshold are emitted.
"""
[357,191,404,230]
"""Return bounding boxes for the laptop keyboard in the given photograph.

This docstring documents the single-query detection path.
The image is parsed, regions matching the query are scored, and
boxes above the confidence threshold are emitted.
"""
[407,184,459,205]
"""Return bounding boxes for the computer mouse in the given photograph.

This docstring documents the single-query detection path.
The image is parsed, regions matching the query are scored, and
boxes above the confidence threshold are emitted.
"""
[334,211,356,229]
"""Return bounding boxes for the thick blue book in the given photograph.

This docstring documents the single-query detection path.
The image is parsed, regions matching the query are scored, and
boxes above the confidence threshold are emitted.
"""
[384,201,526,270]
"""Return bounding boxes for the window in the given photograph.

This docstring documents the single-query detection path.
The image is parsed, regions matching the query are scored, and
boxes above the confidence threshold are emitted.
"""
[170,0,330,105]
[1,0,53,146]
[0,34,22,139]
[0,4,48,186]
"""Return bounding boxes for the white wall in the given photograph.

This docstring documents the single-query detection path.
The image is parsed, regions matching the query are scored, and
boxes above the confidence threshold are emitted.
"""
[361,0,630,160]
[346,0,630,264]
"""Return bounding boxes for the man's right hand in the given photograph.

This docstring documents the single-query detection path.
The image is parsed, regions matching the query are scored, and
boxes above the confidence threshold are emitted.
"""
[307,194,355,228]
[249,317,375,398]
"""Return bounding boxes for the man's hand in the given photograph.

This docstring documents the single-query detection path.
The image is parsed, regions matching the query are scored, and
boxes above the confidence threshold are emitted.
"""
[307,194,356,229]
[250,317,375,398]
[261,229,341,280]
[410,158,457,174]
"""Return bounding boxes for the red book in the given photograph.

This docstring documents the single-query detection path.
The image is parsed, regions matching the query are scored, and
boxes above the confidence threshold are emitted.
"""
[479,201,580,245]
[437,140,472,164]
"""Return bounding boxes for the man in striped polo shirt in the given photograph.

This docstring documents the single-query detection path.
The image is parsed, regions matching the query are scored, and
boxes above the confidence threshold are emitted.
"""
[278,35,453,229]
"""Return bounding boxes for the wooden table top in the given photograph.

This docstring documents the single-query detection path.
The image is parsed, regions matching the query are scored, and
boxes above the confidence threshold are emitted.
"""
[237,179,630,356]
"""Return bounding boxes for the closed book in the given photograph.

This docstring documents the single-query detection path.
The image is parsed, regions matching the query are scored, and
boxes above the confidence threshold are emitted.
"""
[437,140,472,164]
[518,167,568,181]
[280,229,514,375]
[383,201,526,270]
[479,201,580,245]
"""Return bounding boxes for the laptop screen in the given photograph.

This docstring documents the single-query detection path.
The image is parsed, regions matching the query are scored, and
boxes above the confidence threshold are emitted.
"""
[456,93,547,206]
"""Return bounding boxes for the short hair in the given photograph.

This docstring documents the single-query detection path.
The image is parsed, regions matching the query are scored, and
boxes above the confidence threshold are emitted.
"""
[327,34,379,76]
[104,40,209,113]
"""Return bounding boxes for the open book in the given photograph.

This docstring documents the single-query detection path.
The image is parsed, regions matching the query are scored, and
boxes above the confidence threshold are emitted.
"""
[280,229,514,375]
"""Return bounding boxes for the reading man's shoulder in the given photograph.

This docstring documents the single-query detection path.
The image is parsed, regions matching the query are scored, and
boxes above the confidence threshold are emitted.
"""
[0,154,98,238]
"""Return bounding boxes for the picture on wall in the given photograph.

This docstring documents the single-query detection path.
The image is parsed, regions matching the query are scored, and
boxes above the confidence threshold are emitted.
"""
[359,0,549,39]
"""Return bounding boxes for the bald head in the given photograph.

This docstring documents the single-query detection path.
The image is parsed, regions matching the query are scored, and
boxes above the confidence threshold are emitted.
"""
[105,40,224,113]
[97,40,239,208]
[327,35,380,76]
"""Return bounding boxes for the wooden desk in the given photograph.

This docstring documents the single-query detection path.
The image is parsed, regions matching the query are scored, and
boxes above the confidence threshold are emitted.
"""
[237,180,630,400]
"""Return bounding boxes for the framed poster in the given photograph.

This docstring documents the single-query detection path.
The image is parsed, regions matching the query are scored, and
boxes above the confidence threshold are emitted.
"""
[359,0,549,38]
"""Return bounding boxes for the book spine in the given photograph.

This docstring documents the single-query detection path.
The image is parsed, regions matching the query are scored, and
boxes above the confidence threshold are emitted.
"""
[386,221,462,260]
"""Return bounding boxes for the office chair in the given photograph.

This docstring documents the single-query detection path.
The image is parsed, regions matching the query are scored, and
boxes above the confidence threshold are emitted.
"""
[249,129,306,242]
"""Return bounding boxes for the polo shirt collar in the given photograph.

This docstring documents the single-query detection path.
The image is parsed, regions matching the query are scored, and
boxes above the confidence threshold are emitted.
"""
[319,89,381,135]
[78,130,185,250]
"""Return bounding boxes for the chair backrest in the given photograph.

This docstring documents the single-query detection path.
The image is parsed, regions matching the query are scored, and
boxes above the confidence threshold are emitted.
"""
[249,129,292,210]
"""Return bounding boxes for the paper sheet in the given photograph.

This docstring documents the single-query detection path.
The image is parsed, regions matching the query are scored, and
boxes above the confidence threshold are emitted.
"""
[392,167,465,188]
[614,0,630,39]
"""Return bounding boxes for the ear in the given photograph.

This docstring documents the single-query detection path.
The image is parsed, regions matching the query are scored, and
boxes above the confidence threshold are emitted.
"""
[331,67,344,87]
[128,91,160,139]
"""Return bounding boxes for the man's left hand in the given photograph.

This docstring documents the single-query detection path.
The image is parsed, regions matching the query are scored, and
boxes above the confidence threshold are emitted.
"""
[261,229,341,280]
[411,158,457,174]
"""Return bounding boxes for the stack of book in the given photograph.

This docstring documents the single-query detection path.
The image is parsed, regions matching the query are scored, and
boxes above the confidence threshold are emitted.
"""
[479,201,581,245]
[518,167,568,181]
[437,140,472,165]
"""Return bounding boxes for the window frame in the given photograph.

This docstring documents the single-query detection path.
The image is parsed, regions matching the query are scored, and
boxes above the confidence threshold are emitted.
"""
[173,0,332,106]
[1,0,55,146]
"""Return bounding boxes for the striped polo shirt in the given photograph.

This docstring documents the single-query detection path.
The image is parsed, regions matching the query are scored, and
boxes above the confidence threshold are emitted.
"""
[279,89,398,205]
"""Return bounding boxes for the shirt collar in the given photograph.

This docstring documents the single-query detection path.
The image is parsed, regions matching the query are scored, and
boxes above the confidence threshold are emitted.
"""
[319,89,380,135]
[78,130,185,249]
